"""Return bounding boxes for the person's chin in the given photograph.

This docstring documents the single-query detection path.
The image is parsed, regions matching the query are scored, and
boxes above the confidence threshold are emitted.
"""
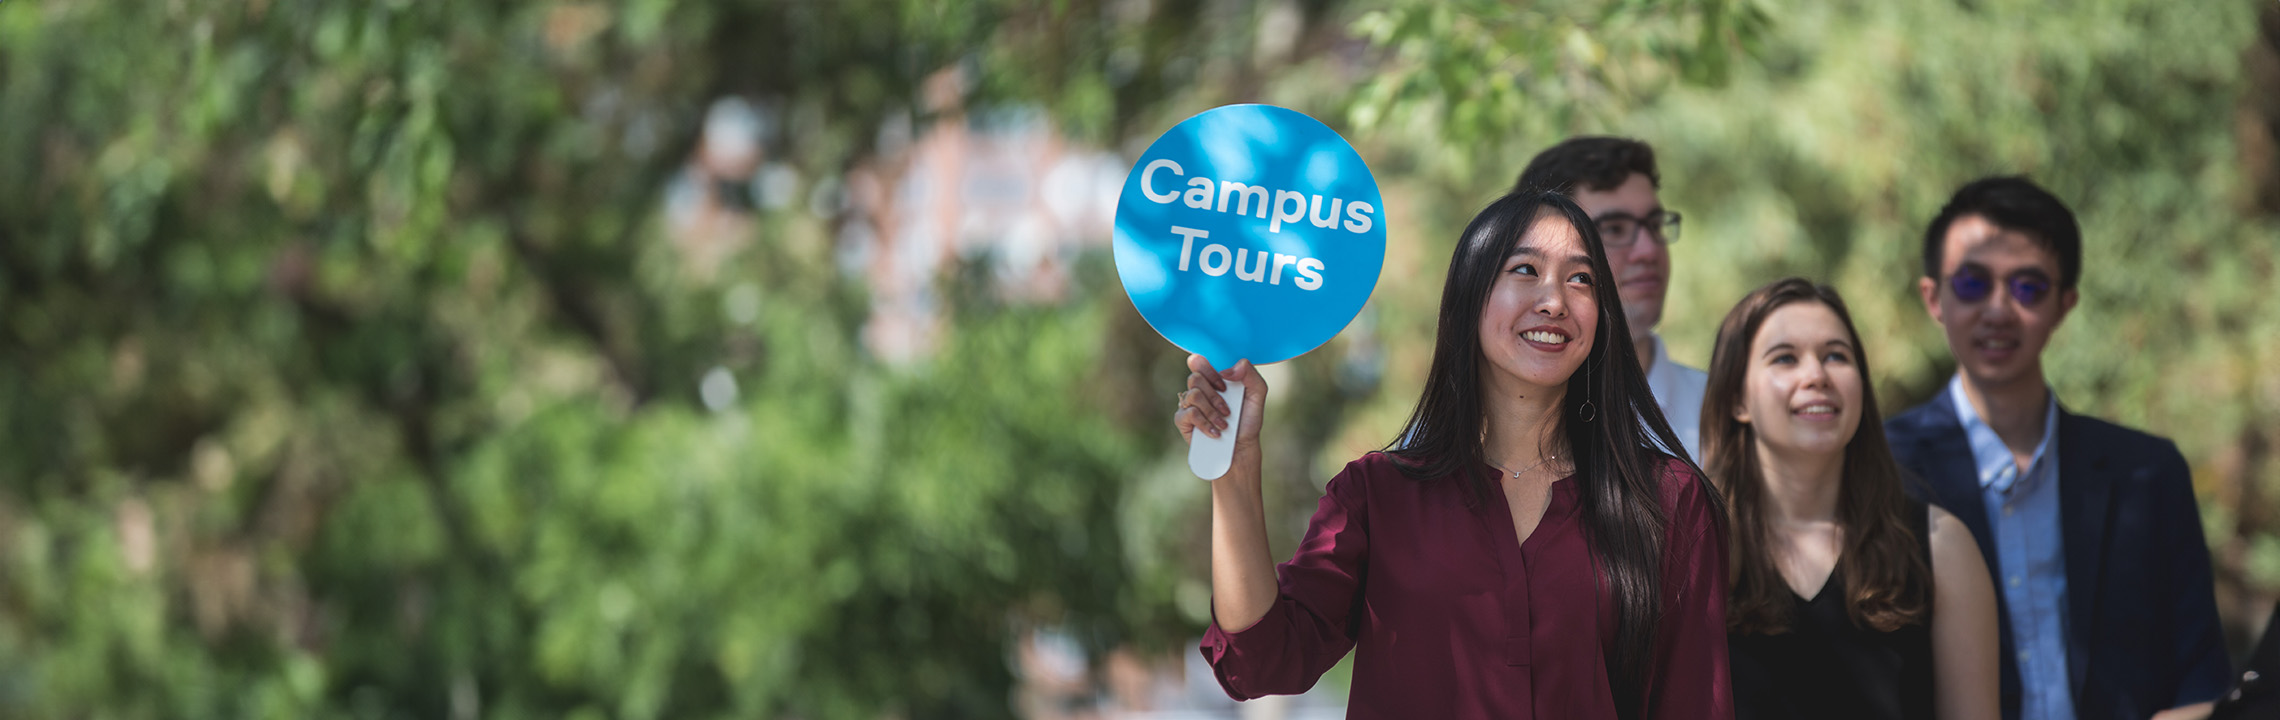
[1961,355,2032,387]
[1515,360,1584,388]
[1765,433,1848,457]
[1624,308,1662,336]
[1620,281,1665,306]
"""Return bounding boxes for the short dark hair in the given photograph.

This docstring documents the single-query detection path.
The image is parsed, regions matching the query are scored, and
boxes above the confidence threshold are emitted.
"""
[1512,136,1660,196]
[1921,176,2082,291]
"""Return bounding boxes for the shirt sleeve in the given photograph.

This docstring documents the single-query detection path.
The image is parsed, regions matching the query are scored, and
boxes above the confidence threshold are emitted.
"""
[2154,439,2232,707]
[1198,461,1370,700]
[1647,463,1734,720]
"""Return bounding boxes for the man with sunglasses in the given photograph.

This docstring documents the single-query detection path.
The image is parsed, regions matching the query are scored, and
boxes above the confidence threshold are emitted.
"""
[1887,176,2229,720]
[1512,136,1702,460]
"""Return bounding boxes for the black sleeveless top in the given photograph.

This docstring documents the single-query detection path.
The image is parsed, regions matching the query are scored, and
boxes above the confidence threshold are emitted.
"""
[1730,499,1936,720]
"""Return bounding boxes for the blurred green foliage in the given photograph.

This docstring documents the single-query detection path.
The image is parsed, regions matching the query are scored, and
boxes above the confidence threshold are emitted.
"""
[0,0,2273,718]
[0,1,1267,717]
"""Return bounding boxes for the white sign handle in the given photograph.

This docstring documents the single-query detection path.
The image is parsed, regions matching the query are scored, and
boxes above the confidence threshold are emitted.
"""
[1187,379,1246,480]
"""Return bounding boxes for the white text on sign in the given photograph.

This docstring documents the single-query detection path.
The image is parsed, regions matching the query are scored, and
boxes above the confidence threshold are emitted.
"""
[1171,227,1324,291]
[1138,159,1375,235]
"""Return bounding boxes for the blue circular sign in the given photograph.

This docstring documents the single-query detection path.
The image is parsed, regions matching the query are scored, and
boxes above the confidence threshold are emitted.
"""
[1112,104,1386,370]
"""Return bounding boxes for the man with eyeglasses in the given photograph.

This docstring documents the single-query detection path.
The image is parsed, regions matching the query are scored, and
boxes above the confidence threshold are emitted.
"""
[1512,136,1702,459]
[1886,176,2229,720]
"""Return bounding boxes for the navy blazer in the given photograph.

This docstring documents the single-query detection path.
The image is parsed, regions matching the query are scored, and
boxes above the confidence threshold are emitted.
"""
[1887,395,2230,720]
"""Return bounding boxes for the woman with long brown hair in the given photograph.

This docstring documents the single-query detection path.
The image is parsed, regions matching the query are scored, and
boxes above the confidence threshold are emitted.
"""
[1701,278,1999,720]
[1172,191,1729,719]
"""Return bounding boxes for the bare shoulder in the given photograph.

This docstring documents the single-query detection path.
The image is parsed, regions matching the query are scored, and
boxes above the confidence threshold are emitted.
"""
[1927,503,1959,531]
[1926,505,1987,576]
[1926,505,1966,549]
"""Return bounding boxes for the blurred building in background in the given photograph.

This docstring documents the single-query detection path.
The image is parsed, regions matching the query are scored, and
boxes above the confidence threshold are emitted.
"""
[668,68,1128,364]
[837,74,1124,363]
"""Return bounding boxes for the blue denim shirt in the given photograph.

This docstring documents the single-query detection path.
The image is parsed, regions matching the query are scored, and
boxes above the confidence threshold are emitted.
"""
[1950,375,2075,720]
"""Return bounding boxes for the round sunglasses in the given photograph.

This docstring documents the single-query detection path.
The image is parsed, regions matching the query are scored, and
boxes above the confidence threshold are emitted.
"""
[1947,267,2054,307]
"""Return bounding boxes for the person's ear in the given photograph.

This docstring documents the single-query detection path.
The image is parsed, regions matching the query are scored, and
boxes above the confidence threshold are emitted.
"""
[1733,401,1752,425]
[2053,287,2079,328]
[1917,276,1941,321]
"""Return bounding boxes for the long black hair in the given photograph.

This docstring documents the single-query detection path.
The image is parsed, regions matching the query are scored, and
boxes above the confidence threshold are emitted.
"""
[1384,190,1719,719]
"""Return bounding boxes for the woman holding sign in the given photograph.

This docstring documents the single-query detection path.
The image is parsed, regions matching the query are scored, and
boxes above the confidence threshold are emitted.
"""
[1174,191,1730,719]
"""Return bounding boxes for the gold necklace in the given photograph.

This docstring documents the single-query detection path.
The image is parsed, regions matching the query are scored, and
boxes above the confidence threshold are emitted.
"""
[1494,454,1560,479]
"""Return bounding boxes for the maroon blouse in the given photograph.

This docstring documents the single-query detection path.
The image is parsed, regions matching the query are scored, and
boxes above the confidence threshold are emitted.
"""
[1200,453,1732,719]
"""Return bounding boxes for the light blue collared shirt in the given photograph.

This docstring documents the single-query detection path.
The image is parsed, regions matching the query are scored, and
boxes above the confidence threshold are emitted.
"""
[1644,333,1707,462]
[1950,375,2074,720]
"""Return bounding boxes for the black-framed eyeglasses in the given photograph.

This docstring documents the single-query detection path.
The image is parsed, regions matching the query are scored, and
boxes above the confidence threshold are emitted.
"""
[1594,210,1681,249]
[1947,266,2055,307]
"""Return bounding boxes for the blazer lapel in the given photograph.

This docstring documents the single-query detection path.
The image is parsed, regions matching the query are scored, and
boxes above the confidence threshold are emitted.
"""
[1916,398,2002,580]
[2056,406,2114,696]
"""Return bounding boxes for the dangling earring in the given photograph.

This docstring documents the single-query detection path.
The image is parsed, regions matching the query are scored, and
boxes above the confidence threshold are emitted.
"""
[1578,363,1597,422]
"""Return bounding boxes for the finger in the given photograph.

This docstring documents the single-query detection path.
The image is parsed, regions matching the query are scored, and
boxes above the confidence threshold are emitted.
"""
[1186,372,1216,395]
[1186,354,1225,392]
[1203,398,1229,431]
[1180,406,1221,438]
[1185,375,1222,414]
[1178,387,1226,423]
[1190,376,1226,420]
[1232,360,1268,415]
[1192,391,1226,424]
[1224,359,1257,390]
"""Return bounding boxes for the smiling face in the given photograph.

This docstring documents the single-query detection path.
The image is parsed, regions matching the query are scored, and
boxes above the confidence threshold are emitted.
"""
[1918,214,2078,391]
[1477,210,1601,398]
[1570,173,1669,342]
[1734,302,1864,458]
